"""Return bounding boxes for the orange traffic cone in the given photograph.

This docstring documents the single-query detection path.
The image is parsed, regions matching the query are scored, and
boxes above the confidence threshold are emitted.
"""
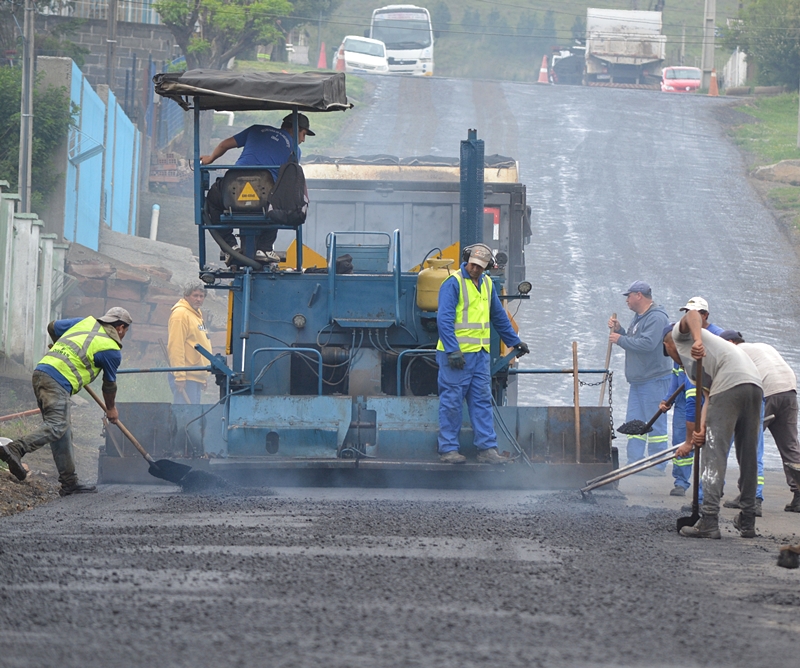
[317,41,327,69]
[536,55,550,84]
[708,68,719,96]
[335,45,345,72]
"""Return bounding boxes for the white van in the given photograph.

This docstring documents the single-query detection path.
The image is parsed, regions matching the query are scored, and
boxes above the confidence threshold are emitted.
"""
[333,36,389,74]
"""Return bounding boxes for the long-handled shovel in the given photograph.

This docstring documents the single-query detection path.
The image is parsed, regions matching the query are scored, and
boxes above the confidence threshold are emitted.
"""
[598,313,616,406]
[617,383,685,435]
[84,386,225,490]
[677,358,703,531]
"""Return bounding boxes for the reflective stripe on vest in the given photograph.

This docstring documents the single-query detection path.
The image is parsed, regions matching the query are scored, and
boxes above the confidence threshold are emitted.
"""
[38,317,120,394]
[437,273,492,353]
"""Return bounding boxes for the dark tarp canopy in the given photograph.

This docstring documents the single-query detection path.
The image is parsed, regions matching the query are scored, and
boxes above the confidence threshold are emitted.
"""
[153,70,352,113]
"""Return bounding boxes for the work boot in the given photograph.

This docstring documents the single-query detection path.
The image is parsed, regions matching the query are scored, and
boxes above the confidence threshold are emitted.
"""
[439,450,467,464]
[670,486,686,497]
[58,482,97,497]
[679,515,721,539]
[223,244,241,266]
[256,250,280,264]
[784,491,800,513]
[723,494,742,509]
[724,494,762,516]
[733,511,756,538]
[477,447,508,465]
[0,444,27,481]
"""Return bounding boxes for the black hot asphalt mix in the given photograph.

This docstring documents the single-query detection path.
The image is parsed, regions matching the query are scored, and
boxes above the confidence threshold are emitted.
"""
[0,487,798,668]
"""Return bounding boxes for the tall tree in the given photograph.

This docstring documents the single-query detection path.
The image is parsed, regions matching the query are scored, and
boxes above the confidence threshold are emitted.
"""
[154,0,294,70]
[723,0,800,88]
[430,1,451,39]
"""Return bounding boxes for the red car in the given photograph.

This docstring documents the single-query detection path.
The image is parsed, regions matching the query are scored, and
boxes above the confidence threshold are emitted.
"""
[661,66,701,93]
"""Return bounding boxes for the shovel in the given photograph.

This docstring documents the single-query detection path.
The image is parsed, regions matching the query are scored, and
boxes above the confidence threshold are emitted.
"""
[617,383,685,435]
[677,358,703,531]
[84,385,192,484]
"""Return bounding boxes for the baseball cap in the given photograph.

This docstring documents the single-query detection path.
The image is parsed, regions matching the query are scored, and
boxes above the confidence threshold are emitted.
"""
[719,329,744,342]
[282,113,315,136]
[467,245,493,268]
[97,307,133,326]
[680,296,709,312]
[623,280,651,296]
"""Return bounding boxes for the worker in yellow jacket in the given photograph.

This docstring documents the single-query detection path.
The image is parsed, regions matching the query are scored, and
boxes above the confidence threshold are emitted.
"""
[167,280,212,404]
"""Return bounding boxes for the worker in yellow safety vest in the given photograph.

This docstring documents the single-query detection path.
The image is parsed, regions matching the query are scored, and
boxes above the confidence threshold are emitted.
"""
[0,307,132,495]
[436,244,529,464]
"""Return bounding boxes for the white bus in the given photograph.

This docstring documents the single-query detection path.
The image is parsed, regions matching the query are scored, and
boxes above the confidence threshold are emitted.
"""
[369,5,434,76]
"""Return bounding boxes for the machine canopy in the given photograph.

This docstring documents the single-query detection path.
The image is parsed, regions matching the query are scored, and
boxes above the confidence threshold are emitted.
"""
[152,70,352,112]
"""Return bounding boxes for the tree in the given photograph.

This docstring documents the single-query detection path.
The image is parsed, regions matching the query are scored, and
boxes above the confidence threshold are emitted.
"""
[723,0,800,88]
[153,0,294,70]
[0,66,74,214]
[269,0,341,63]
[0,2,88,66]
[570,15,586,44]
[430,1,451,39]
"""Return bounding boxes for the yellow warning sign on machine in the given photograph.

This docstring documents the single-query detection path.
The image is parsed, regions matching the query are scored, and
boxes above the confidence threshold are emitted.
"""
[238,182,259,201]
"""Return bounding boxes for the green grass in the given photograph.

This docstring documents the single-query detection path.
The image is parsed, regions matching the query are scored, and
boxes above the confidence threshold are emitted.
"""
[729,94,800,229]
[731,94,800,166]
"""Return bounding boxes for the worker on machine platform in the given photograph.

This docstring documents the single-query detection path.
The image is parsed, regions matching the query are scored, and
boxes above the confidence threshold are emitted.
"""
[436,244,529,464]
[200,113,314,264]
[0,307,132,496]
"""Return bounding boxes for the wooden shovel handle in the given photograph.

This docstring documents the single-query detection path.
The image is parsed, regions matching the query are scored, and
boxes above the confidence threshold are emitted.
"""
[83,385,155,464]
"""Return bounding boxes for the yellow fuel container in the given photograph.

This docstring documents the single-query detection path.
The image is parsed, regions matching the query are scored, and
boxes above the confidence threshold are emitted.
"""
[416,258,455,311]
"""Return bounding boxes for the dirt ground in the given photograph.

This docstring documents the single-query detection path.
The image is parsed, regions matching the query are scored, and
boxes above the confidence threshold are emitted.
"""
[1,377,104,515]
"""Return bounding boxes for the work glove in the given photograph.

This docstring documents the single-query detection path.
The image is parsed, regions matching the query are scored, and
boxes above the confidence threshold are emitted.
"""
[447,351,466,370]
[514,341,530,356]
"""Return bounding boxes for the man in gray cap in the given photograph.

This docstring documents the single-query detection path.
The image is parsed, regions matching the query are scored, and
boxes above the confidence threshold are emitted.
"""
[608,281,672,471]
[436,244,529,464]
[0,307,131,495]
[201,113,314,265]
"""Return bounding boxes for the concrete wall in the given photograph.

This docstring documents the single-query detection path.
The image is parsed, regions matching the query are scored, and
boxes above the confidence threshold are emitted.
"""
[0,184,69,374]
[38,15,176,106]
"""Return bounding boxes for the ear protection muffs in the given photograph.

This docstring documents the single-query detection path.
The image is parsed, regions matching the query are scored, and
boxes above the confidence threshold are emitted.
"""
[461,243,498,269]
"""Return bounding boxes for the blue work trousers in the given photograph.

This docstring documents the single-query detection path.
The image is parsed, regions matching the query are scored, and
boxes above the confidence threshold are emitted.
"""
[437,350,497,453]
[671,401,694,490]
[626,375,671,470]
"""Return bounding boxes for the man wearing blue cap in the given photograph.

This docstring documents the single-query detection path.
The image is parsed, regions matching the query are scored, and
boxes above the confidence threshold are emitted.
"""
[608,281,672,471]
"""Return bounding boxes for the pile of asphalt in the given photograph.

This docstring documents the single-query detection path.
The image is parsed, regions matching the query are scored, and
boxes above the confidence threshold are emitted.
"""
[0,487,797,667]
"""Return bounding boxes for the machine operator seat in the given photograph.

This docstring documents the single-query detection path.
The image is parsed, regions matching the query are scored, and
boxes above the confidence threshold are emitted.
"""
[219,161,308,227]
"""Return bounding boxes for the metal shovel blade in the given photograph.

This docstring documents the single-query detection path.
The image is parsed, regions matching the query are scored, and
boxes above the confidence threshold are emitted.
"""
[148,459,193,484]
[616,419,651,435]
[676,506,700,531]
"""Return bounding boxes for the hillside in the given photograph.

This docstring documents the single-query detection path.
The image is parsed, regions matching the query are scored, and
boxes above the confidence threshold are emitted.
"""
[315,0,742,82]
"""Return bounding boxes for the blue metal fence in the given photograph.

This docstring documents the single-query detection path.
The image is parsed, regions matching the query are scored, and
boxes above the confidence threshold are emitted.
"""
[63,62,141,249]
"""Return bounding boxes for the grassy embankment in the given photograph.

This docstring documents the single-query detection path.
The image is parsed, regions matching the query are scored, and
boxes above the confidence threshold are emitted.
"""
[730,94,800,228]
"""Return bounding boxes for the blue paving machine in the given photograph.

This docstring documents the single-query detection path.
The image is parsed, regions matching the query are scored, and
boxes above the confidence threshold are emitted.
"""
[98,70,615,488]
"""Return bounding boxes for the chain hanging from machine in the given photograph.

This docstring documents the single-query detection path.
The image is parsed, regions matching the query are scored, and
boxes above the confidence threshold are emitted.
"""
[578,371,615,439]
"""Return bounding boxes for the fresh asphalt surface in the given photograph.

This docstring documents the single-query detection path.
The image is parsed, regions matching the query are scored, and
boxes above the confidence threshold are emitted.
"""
[3,78,800,666]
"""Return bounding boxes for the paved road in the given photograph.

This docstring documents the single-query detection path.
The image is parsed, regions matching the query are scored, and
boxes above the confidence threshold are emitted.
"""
[3,78,800,667]
[0,474,798,668]
[332,77,800,469]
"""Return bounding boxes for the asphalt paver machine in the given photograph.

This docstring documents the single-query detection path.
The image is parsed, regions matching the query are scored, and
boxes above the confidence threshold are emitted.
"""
[98,70,615,488]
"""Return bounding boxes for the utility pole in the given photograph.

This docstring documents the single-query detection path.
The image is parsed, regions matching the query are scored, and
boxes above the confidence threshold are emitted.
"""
[18,0,34,214]
[681,24,686,66]
[106,0,119,88]
[700,0,716,90]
